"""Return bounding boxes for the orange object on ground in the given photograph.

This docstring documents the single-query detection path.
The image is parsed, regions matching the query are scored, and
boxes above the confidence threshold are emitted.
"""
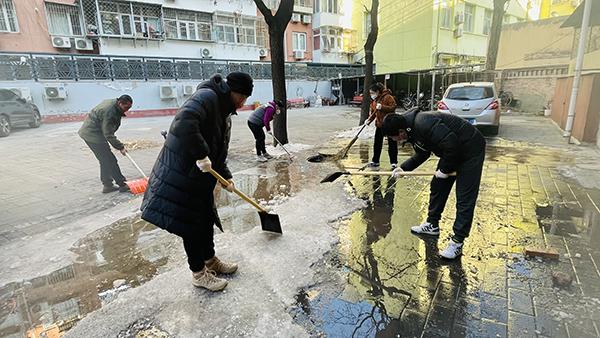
[124,153,148,194]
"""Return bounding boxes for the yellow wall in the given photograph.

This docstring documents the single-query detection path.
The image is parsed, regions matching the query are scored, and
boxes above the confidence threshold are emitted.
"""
[540,0,579,18]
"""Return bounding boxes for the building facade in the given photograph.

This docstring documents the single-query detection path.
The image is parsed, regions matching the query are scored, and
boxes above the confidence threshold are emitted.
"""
[311,0,357,64]
[540,0,581,18]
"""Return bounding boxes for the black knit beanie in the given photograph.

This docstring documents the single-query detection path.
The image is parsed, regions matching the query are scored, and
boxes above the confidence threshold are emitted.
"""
[226,72,254,96]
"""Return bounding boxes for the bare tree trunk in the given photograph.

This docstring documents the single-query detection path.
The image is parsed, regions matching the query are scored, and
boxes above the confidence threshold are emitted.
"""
[486,0,509,71]
[359,0,380,125]
[255,0,293,144]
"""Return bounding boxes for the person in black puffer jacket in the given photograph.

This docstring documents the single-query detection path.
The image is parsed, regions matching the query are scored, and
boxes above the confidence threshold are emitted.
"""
[140,72,253,292]
[381,108,486,260]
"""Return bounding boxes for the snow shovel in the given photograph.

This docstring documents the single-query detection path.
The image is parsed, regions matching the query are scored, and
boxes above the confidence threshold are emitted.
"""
[124,153,149,194]
[208,168,282,234]
[270,132,293,161]
[320,170,455,183]
[337,120,372,159]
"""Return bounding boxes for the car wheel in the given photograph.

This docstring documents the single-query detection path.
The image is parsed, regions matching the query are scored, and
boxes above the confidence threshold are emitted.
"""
[29,109,42,128]
[0,115,11,137]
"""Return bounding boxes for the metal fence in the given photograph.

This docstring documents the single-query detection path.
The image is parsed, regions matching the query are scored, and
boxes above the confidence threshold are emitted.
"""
[0,53,365,82]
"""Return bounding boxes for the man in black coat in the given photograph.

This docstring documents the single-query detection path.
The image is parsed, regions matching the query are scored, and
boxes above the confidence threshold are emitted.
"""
[381,109,486,259]
[140,72,253,291]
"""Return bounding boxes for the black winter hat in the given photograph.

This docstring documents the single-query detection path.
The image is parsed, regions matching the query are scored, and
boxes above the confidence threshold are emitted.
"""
[381,113,409,136]
[226,72,254,96]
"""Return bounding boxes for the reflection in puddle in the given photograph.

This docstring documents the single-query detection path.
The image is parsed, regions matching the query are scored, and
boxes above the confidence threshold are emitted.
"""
[0,218,174,338]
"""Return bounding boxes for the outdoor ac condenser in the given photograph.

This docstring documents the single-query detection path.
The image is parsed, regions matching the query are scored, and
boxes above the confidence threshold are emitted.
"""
[160,85,177,100]
[74,38,93,51]
[291,13,301,22]
[293,50,305,60]
[302,15,312,24]
[182,85,195,96]
[44,84,67,100]
[51,36,71,49]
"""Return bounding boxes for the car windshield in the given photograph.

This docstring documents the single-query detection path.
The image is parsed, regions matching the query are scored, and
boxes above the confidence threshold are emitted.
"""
[446,86,494,100]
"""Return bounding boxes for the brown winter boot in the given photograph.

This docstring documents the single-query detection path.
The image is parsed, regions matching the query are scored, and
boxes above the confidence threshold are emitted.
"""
[191,267,228,291]
[205,256,238,274]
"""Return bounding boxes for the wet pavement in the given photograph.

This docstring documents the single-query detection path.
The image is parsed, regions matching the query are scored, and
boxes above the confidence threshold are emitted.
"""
[2,114,600,337]
[290,136,600,338]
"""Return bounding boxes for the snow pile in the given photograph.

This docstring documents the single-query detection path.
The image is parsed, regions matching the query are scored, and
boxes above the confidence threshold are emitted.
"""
[335,125,375,139]
[264,143,312,156]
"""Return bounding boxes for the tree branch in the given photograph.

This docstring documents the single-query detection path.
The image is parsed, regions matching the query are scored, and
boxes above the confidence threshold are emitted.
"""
[254,0,274,22]
[274,0,294,25]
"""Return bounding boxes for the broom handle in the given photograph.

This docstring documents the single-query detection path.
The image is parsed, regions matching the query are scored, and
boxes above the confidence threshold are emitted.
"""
[349,171,456,177]
[125,153,148,179]
[208,168,268,213]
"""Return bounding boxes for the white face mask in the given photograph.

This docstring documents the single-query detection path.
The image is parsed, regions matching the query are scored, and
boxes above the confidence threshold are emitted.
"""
[370,93,377,100]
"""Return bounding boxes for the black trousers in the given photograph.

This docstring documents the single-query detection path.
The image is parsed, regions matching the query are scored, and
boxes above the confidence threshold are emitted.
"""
[248,121,266,155]
[181,226,215,272]
[426,149,486,242]
[372,127,398,164]
[85,141,126,186]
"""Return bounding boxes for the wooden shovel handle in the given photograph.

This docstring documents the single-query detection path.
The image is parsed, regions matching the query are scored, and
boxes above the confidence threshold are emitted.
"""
[349,171,456,177]
[208,169,268,213]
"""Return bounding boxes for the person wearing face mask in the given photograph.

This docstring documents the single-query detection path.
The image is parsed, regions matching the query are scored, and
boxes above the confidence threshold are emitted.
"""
[365,82,398,169]
[247,99,284,162]
[140,72,253,292]
[380,109,486,259]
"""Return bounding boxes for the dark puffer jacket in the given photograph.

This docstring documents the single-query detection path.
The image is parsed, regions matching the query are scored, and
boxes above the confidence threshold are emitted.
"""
[140,74,235,236]
[400,109,485,173]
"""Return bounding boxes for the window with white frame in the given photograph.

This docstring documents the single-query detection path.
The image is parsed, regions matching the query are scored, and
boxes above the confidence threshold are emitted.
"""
[483,9,492,35]
[98,1,162,38]
[363,11,371,38]
[46,2,84,36]
[319,26,342,51]
[0,0,18,33]
[463,3,475,33]
[237,18,256,45]
[314,0,339,14]
[292,32,306,51]
[164,9,212,41]
[440,2,452,29]
[214,14,255,45]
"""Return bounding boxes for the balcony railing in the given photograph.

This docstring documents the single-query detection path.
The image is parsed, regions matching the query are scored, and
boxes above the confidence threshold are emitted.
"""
[0,53,365,82]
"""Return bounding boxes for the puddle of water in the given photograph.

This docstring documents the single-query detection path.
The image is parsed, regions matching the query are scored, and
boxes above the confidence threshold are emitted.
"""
[0,218,175,338]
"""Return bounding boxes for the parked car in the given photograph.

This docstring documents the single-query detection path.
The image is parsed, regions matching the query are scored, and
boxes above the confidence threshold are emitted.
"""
[0,88,42,137]
[437,82,500,135]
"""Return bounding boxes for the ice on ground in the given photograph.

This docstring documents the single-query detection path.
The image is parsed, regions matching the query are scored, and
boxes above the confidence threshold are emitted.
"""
[265,143,312,156]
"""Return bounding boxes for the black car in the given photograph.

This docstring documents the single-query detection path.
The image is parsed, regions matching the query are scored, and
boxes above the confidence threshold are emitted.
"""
[0,88,42,137]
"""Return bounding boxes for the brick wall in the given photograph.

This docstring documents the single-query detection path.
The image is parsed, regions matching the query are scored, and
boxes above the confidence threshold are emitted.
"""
[501,77,558,114]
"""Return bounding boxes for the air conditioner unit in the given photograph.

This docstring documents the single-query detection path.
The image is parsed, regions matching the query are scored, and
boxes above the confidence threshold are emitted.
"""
[51,36,71,49]
[293,50,305,59]
[201,48,212,58]
[259,48,268,58]
[302,15,312,24]
[8,87,32,101]
[291,13,301,22]
[74,38,93,51]
[454,13,464,25]
[44,84,67,100]
[182,84,195,96]
[160,85,177,100]
[454,26,463,38]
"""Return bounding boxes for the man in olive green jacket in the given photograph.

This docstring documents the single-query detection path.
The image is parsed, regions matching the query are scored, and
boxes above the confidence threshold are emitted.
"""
[79,95,133,193]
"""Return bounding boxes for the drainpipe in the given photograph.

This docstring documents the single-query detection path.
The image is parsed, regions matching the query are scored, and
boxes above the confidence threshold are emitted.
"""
[564,0,592,140]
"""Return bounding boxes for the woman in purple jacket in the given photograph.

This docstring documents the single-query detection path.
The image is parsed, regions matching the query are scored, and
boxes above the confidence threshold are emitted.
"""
[247,100,284,162]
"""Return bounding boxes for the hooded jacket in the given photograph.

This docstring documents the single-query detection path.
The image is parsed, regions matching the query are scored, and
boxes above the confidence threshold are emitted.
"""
[369,89,397,128]
[400,109,485,173]
[140,74,235,236]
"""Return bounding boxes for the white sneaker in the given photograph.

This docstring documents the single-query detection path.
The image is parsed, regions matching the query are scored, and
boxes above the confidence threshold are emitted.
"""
[367,162,380,168]
[439,240,463,259]
[263,152,274,160]
[256,155,268,162]
[410,222,440,235]
[391,163,398,170]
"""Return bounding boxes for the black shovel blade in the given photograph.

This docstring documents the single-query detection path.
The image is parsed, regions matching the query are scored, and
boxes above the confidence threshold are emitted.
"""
[259,212,282,234]
[320,171,348,183]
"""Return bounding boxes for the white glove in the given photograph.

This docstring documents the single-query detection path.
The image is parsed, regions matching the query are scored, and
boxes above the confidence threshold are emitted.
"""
[376,103,382,110]
[434,169,449,179]
[196,157,212,173]
[392,167,404,178]
[266,130,273,136]
[223,179,235,193]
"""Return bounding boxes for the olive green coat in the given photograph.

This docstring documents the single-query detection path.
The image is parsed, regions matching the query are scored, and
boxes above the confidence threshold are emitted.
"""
[78,99,125,150]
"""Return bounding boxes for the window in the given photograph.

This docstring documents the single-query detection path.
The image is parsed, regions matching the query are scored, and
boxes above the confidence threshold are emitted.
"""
[164,9,212,41]
[98,1,162,38]
[315,0,338,14]
[313,28,320,49]
[440,2,452,29]
[319,26,342,51]
[363,11,371,38]
[446,86,494,100]
[46,3,84,36]
[463,3,475,33]
[292,32,307,51]
[294,0,313,6]
[214,14,255,45]
[0,89,18,101]
[483,9,492,35]
[0,0,18,32]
